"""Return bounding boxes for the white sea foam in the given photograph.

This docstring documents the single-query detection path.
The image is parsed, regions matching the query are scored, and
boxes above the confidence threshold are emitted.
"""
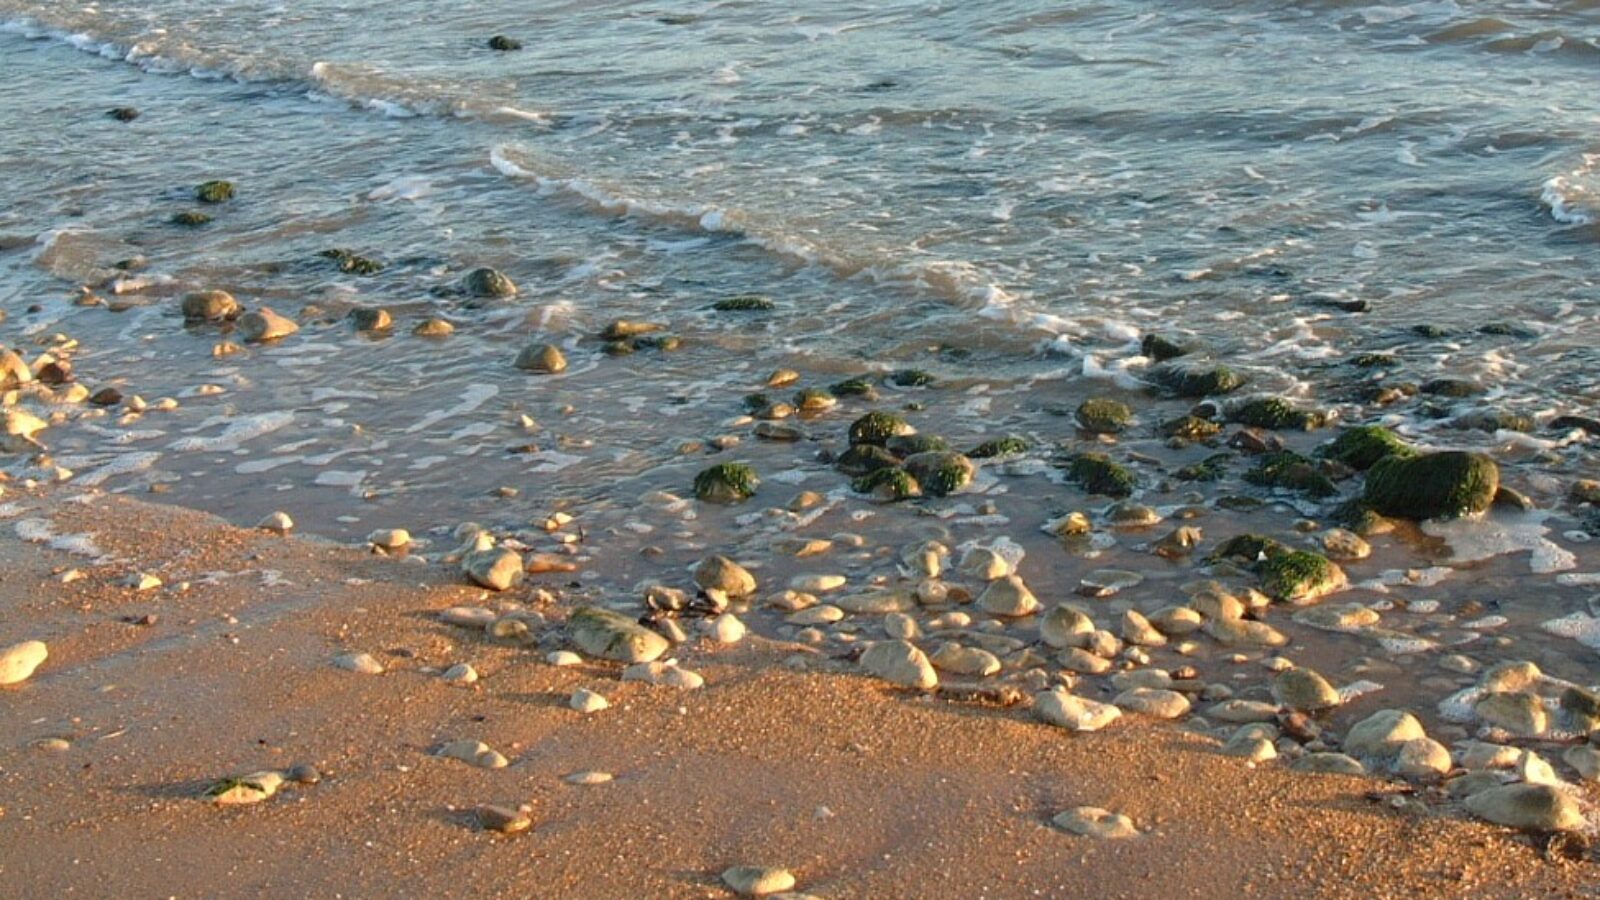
[169,411,295,453]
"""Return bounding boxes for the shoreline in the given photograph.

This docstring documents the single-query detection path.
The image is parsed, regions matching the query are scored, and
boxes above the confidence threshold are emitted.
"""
[0,487,1594,897]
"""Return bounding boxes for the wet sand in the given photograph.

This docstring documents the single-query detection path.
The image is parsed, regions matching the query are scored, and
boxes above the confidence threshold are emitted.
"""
[0,490,1592,898]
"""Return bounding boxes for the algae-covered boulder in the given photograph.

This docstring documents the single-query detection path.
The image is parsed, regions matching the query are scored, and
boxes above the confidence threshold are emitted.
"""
[487,34,522,51]
[902,451,974,497]
[1161,416,1222,441]
[171,211,212,227]
[1206,534,1285,565]
[886,433,950,457]
[1319,425,1413,471]
[1258,549,1346,604]
[569,607,669,664]
[195,180,235,203]
[1151,361,1245,398]
[829,377,878,399]
[1363,451,1498,520]
[1229,397,1325,431]
[1245,451,1336,498]
[968,435,1030,459]
[1065,453,1136,498]
[464,267,517,299]
[321,248,383,276]
[1075,398,1133,434]
[694,462,759,504]
[848,411,914,447]
[852,466,921,501]
[890,369,935,387]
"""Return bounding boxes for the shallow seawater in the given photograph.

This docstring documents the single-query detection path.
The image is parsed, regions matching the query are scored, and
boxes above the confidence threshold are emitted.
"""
[1,1,1598,741]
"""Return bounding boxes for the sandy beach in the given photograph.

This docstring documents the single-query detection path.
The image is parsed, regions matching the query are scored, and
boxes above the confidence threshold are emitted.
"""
[0,489,1594,898]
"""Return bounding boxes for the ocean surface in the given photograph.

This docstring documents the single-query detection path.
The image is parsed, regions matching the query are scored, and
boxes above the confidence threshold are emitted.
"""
[2,1,1599,696]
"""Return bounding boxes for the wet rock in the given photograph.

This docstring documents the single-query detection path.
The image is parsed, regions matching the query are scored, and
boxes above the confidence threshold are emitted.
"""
[256,511,294,534]
[195,180,235,203]
[171,211,212,227]
[1420,377,1483,398]
[977,575,1040,617]
[108,106,139,121]
[1152,526,1202,559]
[1363,451,1499,520]
[181,290,240,322]
[237,307,299,343]
[722,866,796,896]
[368,528,411,551]
[1040,605,1095,649]
[1464,784,1584,832]
[1320,528,1370,561]
[1151,361,1245,397]
[1245,451,1336,498]
[205,771,282,805]
[1161,415,1223,442]
[569,607,669,664]
[1560,686,1600,732]
[1141,333,1193,362]
[861,640,938,690]
[414,318,455,337]
[287,764,321,785]
[514,342,567,374]
[1034,689,1121,732]
[333,652,384,675]
[1052,806,1137,839]
[1229,397,1325,431]
[476,804,531,834]
[1272,668,1340,711]
[694,462,759,503]
[853,467,921,501]
[706,612,747,644]
[1344,709,1425,759]
[694,555,757,596]
[1475,692,1547,738]
[487,35,523,51]
[1106,502,1162,528]
[901,451,974,497]
[1075,398,1133,434]
[464,267,517,298]
[1203,617,1286,648]
[600,319,665,341]
[461,543,524,591]
[968,435,1031,459]
[0,640,48,686]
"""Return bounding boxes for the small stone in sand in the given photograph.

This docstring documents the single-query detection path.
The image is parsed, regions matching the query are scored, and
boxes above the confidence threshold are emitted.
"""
[1052,806,1137,839]
[694,555,757,596]
[257,511,294,534]
[0,640,48,686]
[476,804,531,834]
[860,640,938,690]
[206,771,283,805]
[333,652,384,675]
[547,650,583,667]
[565,771,614,786]
[721,866,797,896]
[436,740,509,769]
[570,688,610,713]
[442,663,479,685]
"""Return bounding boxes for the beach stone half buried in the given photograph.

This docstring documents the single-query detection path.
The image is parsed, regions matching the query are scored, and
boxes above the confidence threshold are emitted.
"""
[568,607,669,664]
[1053,806,1138,839]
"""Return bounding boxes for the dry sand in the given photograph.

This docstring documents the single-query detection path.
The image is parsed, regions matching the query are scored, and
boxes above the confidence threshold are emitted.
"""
[0,491,1592,898]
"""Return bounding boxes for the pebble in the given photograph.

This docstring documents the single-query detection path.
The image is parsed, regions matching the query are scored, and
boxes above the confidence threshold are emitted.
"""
[1344,709,1426,759]
[547,650,583,667]
[1052,806,1138,839]
[721,866,797,896]
[257,511,294,534]
[440,606,497,628]
[1564,746,1600,781]
[1120,610,1166,647]
[238,307,299,343]
[929,642,1002,677]
[565,771,614,786]
[1388,737,1451,777]
[1271,668,1341,711]
[207,771,284,805]
[1206,700,1280,723]
[1292,753,1367,776]
[436,739,509,769]
[1474,691,1546,737]
[1057,647,1112,675]
[960,547,1012,580]
[121,572,162,592]
[789,574,846,594]
[476,804,532,835]
[622,660,706,689]
[569,606,670,663]
[1040,605,1094,649]
[786,605,844,626]
[706,613,747,644]
[442,663,479,685]
[1114,688,1191,719]
[1221,733,1278,762]
[368,528,411,550]
[333,652,384,675]
[570,688,610,713]
[694,555,757,597]
[883,612,920,640]
[0,640,48,686]
[860,640,938,690]
[462,543,525,592]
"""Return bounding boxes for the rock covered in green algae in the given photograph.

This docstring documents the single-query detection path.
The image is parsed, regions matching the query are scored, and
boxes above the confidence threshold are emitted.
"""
[171,211,212,227]
[1140,333,1193,362]
[693,462,759,503]
[902,451,974,497]
[1161,415,1222,441]
[890,369,936,387]
[463,267,517,299]
[1150,361,1245,398]
[1245,451,1337,498]
[1207,533,1288,565]
[968,435,1030,459]
[320,248,384,275]
[568,607,669,664]
[886,433,949,456]
[852,466,921,501]
[828,377,877,399]
[1064,452,1136,498]
[847,411,915,447]
[1363,450,1498,520]
[1176,453,1231,482]
[1075,398,1133,434]
[1228,397,1326,431]
[1319,424,1414,471]
[1258,549,1346,604]
[712,294,775,311]
[195,180,235,203]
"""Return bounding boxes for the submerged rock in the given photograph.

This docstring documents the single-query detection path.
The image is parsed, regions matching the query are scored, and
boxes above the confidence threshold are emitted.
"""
[1151,361,1245,398]
[848,411,915,447]
[463,267,517,298]
[487,35,523,51]
[694,555,757,596]
[1075,398,1133,434]
[1229,397,1326,431]
[514,342,567,374]
[568,607,670,664]
[968,435,1031,459]
[1064,453,1136,498]
[181,290,240,322]
[195,180,235,203]
[1363,451,1499,520]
